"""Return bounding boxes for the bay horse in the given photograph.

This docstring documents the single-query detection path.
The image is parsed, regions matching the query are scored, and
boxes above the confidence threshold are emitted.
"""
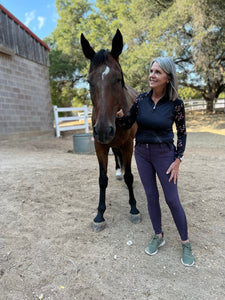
[80,29,141,231]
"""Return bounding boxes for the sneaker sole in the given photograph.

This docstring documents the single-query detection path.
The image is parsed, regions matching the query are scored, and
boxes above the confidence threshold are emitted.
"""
[181,258,195,267]
[145,240,165,256]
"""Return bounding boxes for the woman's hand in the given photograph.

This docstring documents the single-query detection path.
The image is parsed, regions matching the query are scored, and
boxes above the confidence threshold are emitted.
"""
[116,109,124,118]
[166,158,181,184]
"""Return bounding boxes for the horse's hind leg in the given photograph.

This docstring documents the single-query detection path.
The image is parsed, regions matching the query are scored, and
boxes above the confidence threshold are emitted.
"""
[112,147,123,180]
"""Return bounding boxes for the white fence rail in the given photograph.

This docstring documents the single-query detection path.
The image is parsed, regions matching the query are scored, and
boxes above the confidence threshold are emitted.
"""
[53,99,225,137]
[184,98,225,113]
[53,105,91,137]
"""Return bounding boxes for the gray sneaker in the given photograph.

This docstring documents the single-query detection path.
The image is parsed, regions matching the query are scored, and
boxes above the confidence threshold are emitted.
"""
[181,242,194,266]
[145,233,165,256]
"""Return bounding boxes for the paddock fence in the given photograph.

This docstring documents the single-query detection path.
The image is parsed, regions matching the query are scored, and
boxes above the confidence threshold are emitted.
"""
[53,105,92,137]
[184,98,225,114]
[53,99,225,137]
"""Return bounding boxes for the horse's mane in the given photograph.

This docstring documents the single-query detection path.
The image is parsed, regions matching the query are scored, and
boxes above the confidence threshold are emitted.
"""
[90,49,125,88]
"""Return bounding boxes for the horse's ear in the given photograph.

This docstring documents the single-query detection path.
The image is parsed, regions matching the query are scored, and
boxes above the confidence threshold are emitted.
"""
[111,29,123,60]
[80,33,96,60]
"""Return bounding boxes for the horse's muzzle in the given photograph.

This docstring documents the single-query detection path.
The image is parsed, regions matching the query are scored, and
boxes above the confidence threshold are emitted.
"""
[93,124,115,144]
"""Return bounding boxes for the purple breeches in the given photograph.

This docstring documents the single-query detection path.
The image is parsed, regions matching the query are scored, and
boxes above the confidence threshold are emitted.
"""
[135,143,188,241]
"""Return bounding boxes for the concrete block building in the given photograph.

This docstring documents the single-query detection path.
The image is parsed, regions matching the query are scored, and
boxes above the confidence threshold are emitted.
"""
[0,4,53,140]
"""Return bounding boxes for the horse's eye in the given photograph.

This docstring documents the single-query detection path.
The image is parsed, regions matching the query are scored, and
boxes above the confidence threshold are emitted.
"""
[116,78,121,83]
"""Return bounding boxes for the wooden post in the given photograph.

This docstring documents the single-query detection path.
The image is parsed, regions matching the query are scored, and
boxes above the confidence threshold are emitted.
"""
[213,99,216,114]
[53,105,60,137]
[83,105,89,133]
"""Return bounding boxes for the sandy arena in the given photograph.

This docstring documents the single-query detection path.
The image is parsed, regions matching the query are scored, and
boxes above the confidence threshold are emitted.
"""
[0,113,225,299]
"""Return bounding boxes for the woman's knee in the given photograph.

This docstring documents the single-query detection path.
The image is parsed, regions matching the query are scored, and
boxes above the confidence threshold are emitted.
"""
[165,196,182,212]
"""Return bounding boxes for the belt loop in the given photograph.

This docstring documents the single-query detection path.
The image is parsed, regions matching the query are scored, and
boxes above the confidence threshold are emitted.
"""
[146,144,148,149]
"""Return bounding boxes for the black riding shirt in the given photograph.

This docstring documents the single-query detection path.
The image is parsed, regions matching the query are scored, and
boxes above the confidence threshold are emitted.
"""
[117,89,187,159]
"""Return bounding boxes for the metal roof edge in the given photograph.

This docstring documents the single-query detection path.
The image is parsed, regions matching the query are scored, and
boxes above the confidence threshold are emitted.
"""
[0,4,50,51]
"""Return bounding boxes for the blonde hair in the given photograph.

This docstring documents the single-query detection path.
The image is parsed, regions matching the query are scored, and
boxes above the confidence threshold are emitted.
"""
[150,57,178,101]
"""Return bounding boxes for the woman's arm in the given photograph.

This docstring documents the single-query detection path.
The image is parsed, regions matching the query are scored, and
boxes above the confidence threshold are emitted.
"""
[116,96,140,129]
[166,99,187,184]
[174,99,187,160]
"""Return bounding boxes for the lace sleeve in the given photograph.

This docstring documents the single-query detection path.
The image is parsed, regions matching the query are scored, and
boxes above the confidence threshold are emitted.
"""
[174,99,187,158]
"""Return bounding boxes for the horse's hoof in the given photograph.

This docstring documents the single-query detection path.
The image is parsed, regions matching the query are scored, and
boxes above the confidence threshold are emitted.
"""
[116,169,123,181]
[93,221,106,232]
[130,213,141,224]
[116,175,123,181]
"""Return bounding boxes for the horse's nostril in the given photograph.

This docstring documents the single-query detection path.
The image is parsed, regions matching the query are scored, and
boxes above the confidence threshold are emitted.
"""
[93,124,115,143]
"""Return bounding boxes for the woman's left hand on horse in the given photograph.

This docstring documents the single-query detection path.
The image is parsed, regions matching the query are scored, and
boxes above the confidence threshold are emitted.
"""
[166,159,181,184]
[117,109,124,118]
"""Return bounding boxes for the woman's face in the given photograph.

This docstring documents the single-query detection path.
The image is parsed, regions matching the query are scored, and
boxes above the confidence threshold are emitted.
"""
[149,62,169,91]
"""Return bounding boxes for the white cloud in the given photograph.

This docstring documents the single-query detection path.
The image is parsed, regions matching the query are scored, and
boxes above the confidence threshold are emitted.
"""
[37,16,45,29]
[24,11,36,27]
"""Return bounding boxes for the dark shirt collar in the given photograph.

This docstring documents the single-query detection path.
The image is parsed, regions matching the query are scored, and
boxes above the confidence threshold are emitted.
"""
[147,89,169,103]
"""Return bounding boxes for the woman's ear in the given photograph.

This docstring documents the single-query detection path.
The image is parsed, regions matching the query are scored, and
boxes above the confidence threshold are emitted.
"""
[167,74,171,83]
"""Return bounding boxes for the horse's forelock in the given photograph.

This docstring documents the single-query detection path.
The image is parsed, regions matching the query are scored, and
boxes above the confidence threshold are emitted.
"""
[89,49,125,88]
[90,49,108,71]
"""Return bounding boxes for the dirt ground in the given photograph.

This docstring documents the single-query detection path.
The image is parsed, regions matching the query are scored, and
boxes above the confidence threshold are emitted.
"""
[0,112,225,300]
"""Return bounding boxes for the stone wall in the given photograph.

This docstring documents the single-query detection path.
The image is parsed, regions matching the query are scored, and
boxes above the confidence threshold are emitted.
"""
[0,52,53,140]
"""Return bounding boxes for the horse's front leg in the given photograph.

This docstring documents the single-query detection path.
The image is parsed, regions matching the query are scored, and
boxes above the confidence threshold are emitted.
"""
[123,163,141,223]
[93,145,109,231]
[121,140,141,224]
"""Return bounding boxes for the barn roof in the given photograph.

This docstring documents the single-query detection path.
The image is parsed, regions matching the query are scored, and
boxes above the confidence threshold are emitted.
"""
[0,4,50,51]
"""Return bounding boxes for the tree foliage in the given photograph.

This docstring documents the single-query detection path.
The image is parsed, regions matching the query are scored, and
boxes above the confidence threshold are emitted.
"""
[47,0,225,112]
[44,0,91,107]
[179,87,202,101]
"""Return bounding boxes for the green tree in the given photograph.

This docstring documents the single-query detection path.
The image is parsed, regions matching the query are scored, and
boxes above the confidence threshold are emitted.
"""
[166,0,225,112]
[48,0,225,112]
[45,0,91,107]
[46,41,85,107]
[124,0,225,111]
[179,87,202,100]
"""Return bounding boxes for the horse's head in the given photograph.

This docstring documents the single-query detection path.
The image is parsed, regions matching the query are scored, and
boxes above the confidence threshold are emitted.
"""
[81,29,125,144]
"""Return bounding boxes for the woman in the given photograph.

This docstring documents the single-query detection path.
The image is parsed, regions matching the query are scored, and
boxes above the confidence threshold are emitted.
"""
[117,57,194,266]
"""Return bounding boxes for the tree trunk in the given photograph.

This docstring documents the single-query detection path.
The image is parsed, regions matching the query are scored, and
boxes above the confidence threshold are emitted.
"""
[205,99,214,113]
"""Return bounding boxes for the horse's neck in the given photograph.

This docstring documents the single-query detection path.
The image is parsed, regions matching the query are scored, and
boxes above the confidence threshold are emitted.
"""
[123,85,138,112]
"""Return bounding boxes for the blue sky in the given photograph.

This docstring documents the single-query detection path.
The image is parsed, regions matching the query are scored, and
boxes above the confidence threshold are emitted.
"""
[1,0,58,40]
